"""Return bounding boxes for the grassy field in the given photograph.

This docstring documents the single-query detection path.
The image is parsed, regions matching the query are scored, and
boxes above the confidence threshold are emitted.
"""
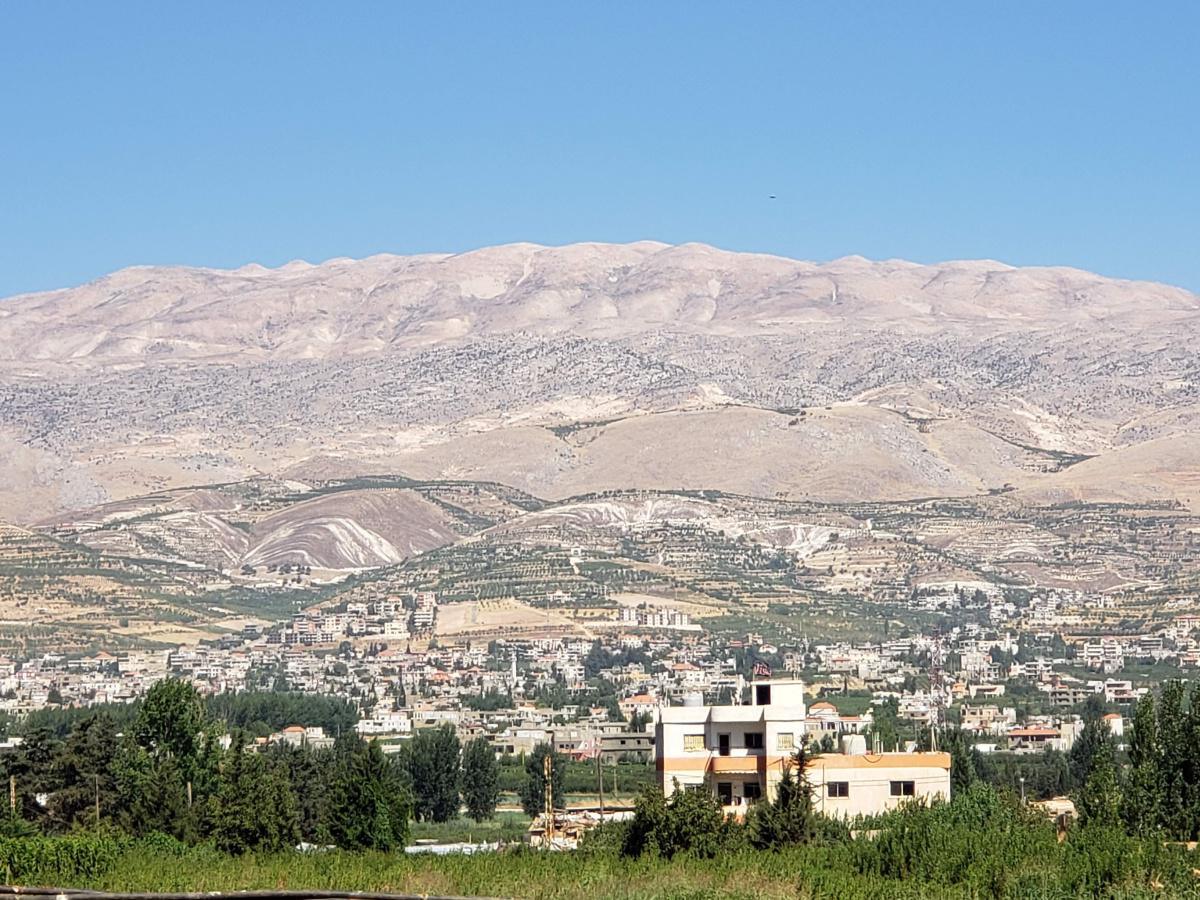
[6,828,1196,900]
[3,785,1197,899]
[0,844,1052,900]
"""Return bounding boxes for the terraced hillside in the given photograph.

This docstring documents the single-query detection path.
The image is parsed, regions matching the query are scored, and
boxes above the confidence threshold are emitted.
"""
[0,523,262,656]
[9,472,1200,657]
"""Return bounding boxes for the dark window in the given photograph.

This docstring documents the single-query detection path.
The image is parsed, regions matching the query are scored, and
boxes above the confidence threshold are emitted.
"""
[890,780,915,797]
[718,733,730,756]
[744,732,764,750]
[717,782,733,804]
[827,781,850,798]
[743,781,763,801]
[755,684,772,705]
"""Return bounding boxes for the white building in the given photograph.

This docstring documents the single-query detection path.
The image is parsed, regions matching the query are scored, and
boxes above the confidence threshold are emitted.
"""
[412,592,438,630]
[809,741,952,819]
[655,678,951,816]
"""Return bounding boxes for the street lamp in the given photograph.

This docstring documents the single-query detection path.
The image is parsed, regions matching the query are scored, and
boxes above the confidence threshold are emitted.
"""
[1019,776,1026,804]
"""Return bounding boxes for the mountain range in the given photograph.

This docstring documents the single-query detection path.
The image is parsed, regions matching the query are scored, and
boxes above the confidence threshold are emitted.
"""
[2,241,1198,524]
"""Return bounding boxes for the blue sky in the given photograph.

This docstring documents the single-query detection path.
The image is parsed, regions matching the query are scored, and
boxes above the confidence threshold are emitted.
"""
[1,2,1197,296]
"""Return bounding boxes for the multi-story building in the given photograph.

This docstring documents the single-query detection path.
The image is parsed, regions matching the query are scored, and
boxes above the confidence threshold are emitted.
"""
[656,678,809,807]
[656,679,951,816]
[412,592,438,631]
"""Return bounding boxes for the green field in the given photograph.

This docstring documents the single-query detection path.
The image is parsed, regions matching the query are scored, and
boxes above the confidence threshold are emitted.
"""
[3,808,1197,900]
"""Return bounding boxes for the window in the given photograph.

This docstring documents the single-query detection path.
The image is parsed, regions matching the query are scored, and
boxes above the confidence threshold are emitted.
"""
[744,732,764,750]
[718,733,731,756]
[755,684,772,705]
[717,782,733,805]
[776,732,795,751]
[683,734,705,752]
[890,780,915,797]
[743,781,763,802]
[827,781,850,798]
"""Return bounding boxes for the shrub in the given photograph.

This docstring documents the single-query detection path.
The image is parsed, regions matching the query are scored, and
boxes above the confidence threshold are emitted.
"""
[622,782,741,859]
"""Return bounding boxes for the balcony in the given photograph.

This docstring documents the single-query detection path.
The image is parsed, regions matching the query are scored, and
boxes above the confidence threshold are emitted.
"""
[707,753,767,776]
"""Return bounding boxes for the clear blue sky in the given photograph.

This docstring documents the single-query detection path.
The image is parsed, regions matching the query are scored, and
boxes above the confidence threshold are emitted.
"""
[2,2,1197,296]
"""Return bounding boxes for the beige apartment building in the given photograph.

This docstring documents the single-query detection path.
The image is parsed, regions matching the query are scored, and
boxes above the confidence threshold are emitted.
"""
[655,678,951,817]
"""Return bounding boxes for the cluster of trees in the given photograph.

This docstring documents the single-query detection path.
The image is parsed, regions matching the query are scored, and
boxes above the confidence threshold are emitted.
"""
[396,724,501,823]
[204,692,358,737]
[21,691,357,740]
[1075,680,1200,839]
[917,681,1200,847]
[3,680,622,852]
[3,680,409,854]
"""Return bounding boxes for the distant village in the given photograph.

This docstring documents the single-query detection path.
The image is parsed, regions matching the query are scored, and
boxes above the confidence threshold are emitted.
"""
[4,580,1198,775]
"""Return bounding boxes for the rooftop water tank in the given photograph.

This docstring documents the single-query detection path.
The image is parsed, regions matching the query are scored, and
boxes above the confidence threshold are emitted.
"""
[841,733,867,755]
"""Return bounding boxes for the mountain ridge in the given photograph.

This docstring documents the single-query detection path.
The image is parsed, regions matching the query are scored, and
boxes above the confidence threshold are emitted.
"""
[1,241,1198,523]
[2,241,1196,369]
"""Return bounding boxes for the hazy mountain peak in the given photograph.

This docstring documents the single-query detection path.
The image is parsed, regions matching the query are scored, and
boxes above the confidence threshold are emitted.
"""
[0,241,1195,368]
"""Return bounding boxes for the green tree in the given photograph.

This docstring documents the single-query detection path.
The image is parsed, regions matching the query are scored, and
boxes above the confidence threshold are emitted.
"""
[520,743,565,816]
[112,746,195,840]
[133,679,206,766]
[1075,747,1123,829]
[328,739,409,850]
[269,743,332,843]
[623,781,734,859]
[3,725,60,825]
[406,725,461,822]
[748,748,817,849]
[209,737,300,853]
[1123,692,1163,836]
[48,713,119,831]
[461,738,500,822]
[944,728,980,796]
[1156,679,1191,838]
[866,697,902,751]
[1068,717,1113,788]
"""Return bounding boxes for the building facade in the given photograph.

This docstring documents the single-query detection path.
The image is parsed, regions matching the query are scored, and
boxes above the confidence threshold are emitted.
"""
[656,678,951,816]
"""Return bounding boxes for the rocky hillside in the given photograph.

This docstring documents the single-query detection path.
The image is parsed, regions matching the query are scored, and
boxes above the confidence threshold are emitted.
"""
[2,242,1197,365]
[1,242,1198,521]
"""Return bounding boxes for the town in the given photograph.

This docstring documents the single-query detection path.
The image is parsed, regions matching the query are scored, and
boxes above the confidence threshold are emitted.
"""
[5,557,1198,820]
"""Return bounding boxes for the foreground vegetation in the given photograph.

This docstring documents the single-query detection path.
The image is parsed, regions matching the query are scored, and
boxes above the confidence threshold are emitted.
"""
[3,788,1200,900]
[7,723,1200,898]
[14,679,1200,896]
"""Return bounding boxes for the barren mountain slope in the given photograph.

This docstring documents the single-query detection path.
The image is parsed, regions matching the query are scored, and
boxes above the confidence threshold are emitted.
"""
[1,242,1197,368]
[243,489,460,569]
[36,481,467,572]
[2,241,1198,520]
[1018,433,1200,510]
[386,405,1074,502]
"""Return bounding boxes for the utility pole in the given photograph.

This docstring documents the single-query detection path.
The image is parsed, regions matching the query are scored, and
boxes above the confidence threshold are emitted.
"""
[8,775,14,817]
[596,745,605,820]
[94,773,100,831]
[1019,776,1026,805]
[543,752,554,845]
